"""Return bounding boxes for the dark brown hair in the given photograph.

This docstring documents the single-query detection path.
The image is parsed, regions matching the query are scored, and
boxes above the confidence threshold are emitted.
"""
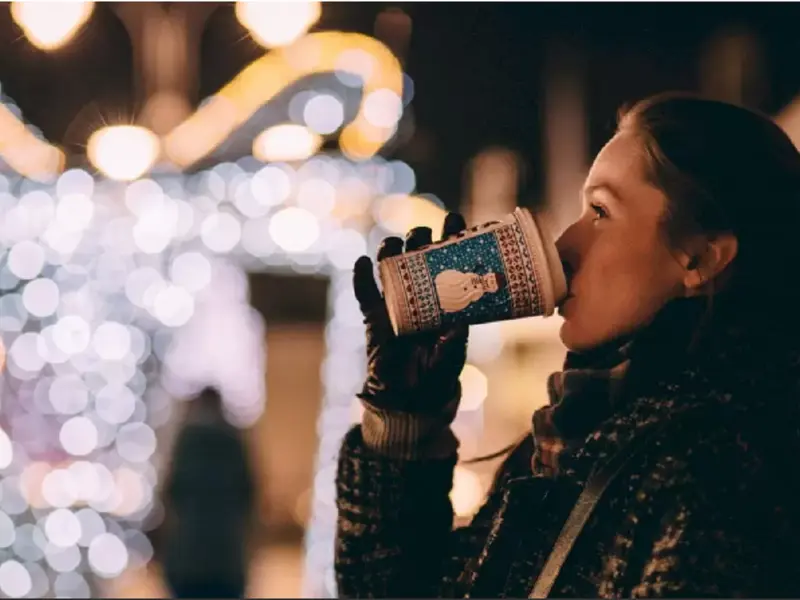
[617,92,800,315]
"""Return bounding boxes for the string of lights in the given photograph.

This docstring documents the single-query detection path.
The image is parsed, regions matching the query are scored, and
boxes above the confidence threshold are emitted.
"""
[0,4,500,595]
[0,126,500,596]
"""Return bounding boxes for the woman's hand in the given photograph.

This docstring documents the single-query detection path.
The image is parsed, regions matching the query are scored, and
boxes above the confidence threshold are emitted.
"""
[353,212,469,414]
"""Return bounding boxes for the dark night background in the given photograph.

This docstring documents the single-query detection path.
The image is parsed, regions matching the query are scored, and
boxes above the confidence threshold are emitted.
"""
[1,2,799,208]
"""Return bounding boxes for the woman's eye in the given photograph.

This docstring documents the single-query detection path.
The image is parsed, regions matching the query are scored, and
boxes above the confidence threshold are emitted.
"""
[590,203,609,220]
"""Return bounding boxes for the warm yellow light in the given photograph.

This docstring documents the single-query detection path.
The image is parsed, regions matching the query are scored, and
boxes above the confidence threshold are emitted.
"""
[459,364,489,411]
[11,1,94,51]
[235,1,321,49]
[87,125,160,181]
[163,31,403,167]
[374,194,447,235]
[0,104,64,181]
[0,335,5,374]
[451,466,485,518]
[253,124,322,163]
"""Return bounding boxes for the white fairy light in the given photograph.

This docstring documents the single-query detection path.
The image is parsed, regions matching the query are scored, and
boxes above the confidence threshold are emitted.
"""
[0,145,433,599]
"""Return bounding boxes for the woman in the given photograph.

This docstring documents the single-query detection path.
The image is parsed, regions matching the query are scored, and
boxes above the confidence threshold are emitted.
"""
[336,93,800,598]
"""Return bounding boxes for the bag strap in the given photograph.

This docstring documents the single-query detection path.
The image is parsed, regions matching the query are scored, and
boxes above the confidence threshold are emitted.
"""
[528,419,672,599]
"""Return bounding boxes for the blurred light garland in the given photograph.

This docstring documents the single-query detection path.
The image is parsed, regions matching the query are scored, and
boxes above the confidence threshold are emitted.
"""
[0,150,446,598]
[0,30,487,591]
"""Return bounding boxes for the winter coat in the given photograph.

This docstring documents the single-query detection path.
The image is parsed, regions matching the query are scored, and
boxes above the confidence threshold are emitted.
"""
[335,312,800,598]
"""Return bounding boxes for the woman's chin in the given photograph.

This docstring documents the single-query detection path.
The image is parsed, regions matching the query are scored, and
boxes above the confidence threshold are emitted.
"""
[558,320,579,350]
[558,320,600,353]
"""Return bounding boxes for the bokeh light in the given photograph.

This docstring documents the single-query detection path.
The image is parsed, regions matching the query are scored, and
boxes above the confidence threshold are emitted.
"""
[235,1,321,48]
[250,164,293,206]
[8,241,45,280]
[253,124,323,163]
[88,533,128,578]
[0,105,64,181]
[334,48,376,87]
[87,125,160,181]
[0,148,433,598]
[170,252,212,293]
[59,416,98,456]
[163,31,403,168]
[0,559,32,598]
[363,89,404,129]
[10,1,94,51]
[201,213,242,253]
[0,428,12,470]
[303,92,346,134]
[22,278,60,318]
[44,509,82,548]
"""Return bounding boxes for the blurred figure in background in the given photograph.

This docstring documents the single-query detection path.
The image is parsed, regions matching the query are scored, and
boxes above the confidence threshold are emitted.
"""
[159,386,257,598]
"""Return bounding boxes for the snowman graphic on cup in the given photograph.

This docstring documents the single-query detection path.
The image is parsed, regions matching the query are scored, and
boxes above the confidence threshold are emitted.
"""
[434,262,506,313]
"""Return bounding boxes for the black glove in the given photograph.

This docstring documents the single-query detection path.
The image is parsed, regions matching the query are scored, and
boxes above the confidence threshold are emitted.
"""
[353,212,469,414]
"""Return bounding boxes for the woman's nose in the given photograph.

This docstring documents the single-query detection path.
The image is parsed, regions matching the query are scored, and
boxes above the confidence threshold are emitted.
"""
[555,222,580,283]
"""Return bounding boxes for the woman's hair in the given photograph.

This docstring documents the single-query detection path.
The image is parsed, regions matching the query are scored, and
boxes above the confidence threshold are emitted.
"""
[617,92,800,315]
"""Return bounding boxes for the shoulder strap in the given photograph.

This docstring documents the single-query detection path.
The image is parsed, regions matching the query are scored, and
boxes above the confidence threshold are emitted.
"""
[528,419,672,599]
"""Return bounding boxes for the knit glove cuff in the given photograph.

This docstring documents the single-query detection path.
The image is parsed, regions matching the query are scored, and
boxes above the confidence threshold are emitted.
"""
[360,393,461,460]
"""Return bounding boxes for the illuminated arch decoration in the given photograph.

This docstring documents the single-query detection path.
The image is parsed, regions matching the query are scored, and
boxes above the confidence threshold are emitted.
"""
[0,91,64,182]
[162,31,405,168]
[0,29,486,599]
[0,147,463,597]
[0,27,405,596]
[0,30,403,183]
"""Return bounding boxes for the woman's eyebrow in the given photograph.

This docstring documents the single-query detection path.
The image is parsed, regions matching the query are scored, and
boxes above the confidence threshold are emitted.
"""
[583,183,624,204]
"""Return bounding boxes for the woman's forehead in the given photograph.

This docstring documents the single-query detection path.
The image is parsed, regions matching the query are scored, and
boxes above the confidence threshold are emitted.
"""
[589,133,648,184]
[585,133,667,217]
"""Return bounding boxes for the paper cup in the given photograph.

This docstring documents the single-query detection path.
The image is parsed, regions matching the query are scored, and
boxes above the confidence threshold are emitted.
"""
[379,207,567,336]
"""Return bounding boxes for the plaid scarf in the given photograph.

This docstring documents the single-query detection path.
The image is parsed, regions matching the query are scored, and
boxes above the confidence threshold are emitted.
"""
[531,339,636,478]
[530,299,710,479]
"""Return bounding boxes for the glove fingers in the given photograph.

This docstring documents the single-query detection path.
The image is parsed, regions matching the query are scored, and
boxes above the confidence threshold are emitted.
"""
[353,256,382,315]
[377,236,404,261]
[404,226,433,252]
[441,212,467,241]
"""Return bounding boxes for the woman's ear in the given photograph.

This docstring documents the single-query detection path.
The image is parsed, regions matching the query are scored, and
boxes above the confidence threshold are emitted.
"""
[682,233,738,296]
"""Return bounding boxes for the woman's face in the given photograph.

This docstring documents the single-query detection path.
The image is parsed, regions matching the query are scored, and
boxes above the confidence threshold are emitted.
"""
[556,132,688,351]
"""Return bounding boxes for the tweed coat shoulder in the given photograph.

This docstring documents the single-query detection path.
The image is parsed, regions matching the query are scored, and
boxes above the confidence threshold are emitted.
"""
[335,321,800,598]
